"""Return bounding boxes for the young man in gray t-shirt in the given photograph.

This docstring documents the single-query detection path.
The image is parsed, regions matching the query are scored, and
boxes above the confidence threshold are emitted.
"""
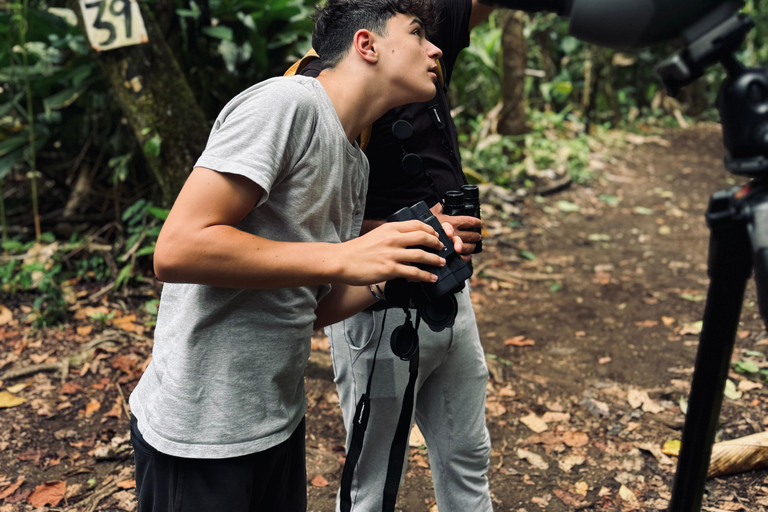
[128,0,451,510]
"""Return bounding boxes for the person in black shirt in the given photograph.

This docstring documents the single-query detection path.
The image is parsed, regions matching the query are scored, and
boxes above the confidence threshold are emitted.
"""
[304,1,494,510]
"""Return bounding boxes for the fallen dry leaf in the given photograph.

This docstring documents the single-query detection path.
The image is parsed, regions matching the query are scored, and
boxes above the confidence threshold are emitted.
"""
[618,484,638,505]
[553,488,588,507]
[116,479,136,489]
[520,413,549,433]
[103,397,124,419]
[635,320,659,328]
[0,477,25,499]
[0,305,13,326]
[76,325,93,336]
[310,475,329,487]
[504,335,535,347]
[662,439,681,456]
[60,382,82,395]
[598,356,612,364]
[517,448,549,470]
[81,400,101,418]
[563,431,589,448]
[28,353,52,364]
[412,454,429,468]
[111,355,138,374]
[0,391,26,409]
[112,315,137,332]
[738,380,762,392]
[27,481,66,508]
[574,480,589,496]
[558,454,586,473]
[409,425,426,447]
[541,412,570,423]
[485,401,506,417]
[6,383,27,394]
[661,316,676,326]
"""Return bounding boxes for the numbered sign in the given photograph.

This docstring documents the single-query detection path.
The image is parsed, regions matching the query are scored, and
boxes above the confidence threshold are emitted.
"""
[79,0,149,52]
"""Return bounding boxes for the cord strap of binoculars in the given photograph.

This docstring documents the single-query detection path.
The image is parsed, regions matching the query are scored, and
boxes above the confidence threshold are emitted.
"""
[340,309,387,512]
[382,314,421,512]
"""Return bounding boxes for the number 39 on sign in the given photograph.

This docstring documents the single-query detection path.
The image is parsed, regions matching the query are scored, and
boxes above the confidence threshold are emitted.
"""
[79,0,149,52]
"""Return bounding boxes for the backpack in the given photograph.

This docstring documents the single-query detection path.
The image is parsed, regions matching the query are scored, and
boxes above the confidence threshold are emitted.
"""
[284,48,445,152]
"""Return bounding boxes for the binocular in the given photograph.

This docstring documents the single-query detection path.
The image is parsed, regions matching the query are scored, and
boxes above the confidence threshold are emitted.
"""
[444,185,483,254]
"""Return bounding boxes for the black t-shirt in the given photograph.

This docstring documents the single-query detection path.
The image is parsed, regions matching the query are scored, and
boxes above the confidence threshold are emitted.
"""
[301,0,473,219]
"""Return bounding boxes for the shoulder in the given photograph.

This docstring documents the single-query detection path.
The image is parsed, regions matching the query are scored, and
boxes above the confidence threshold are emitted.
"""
[223,76,321,122]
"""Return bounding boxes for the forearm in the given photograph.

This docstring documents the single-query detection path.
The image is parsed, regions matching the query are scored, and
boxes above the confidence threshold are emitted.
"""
[154,225,342,289]
[313,283,380,329]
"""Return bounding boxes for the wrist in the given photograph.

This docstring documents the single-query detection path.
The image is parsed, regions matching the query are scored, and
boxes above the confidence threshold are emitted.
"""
[369,282,387,301]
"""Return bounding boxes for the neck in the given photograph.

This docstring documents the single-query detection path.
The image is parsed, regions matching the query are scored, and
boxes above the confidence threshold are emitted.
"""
[315,64,394,144]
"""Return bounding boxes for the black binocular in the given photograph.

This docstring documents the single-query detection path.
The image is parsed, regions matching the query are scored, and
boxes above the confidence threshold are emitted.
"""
[444,185,483,254]
[385,201,473,359]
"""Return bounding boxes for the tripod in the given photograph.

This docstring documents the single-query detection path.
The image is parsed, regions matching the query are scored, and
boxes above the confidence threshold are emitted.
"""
[656,11,768,512]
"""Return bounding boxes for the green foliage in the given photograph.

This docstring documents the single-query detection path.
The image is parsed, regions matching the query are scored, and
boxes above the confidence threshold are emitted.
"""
[116,199,169,288]
[0,240,68,327]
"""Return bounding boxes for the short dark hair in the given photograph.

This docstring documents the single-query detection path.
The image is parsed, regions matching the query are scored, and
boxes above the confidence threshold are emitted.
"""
[312,0,439,69]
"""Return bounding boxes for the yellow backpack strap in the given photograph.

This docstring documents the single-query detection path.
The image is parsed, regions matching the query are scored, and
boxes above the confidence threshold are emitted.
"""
[284,48,320,77]
[359,125,372,152]
[436,58,445,86]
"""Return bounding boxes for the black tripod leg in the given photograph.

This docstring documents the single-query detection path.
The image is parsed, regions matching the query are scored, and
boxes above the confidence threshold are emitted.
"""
[669,190,753,512]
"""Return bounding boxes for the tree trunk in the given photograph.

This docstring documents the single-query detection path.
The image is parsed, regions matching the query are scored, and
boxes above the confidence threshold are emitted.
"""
[499,10,527,137]
[69,0,209,206]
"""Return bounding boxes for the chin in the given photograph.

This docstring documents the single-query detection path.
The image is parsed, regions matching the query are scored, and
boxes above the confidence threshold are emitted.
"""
[416,86,437,102]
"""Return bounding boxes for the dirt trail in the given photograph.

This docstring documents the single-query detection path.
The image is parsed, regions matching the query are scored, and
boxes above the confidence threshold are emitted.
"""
[2,125,768,512]
[326,125,768,512]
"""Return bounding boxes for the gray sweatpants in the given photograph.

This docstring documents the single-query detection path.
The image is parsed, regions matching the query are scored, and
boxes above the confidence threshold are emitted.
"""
[325,288,493,512]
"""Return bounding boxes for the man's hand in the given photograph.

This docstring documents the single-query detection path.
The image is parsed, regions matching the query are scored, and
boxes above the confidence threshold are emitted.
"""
[430,202,482,261]
[334,219,447,286]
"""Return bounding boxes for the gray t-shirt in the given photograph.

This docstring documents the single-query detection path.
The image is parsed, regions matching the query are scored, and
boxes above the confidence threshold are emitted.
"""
[129,75,368,459]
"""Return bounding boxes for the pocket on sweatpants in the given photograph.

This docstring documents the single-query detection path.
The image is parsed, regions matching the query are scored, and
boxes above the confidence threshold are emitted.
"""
[343,310,379,351]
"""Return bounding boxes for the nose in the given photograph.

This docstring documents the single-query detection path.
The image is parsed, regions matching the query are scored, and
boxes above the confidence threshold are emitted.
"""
[427,40,443,60]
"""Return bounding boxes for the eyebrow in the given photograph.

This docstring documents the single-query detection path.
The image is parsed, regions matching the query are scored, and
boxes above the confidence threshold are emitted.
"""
[409,18,424,30]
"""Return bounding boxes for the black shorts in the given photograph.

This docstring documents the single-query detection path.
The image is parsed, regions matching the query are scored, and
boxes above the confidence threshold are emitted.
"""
[131,415,307,512]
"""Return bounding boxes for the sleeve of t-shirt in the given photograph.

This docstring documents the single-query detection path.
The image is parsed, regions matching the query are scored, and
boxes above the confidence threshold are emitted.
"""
[434,0,473,81]
[195,79,317,207]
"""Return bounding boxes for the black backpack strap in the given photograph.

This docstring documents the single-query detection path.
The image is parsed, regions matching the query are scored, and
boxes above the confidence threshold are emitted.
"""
[381,314,421,512]
[340,309,388,512]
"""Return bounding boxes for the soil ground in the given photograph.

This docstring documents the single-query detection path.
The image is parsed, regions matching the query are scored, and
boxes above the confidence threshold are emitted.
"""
[2,124,768,511]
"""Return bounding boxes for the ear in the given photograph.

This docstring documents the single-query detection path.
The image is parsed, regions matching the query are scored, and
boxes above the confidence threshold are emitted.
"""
[352,29,378,64]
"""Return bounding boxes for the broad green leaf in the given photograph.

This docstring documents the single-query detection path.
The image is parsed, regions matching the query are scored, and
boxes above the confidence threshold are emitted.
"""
[735,360,760,374]
[43,81,90,110]
[135,246,156,257]
[115,264,133,289]
[202,25,234,41]
[519,250,536,261]
[0,134,28,157]
[634,206,654,215]
[147,206,170,221]
[122,199,148,222]
[143,134,162,158]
